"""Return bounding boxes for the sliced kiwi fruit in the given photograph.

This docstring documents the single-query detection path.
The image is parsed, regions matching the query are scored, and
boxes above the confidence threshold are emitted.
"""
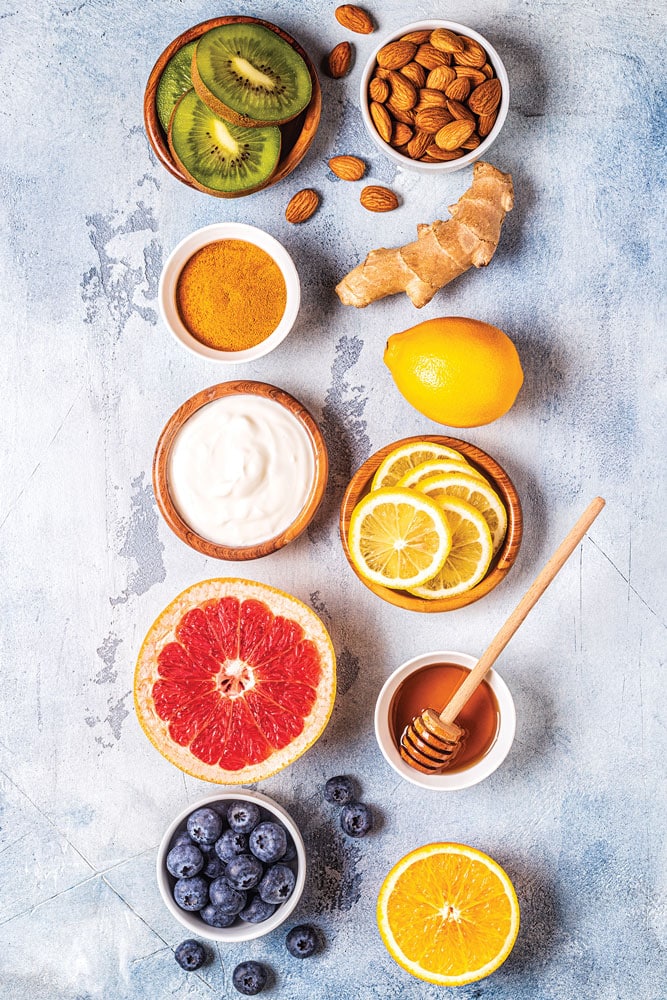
[192,22,312,126]
[168,88,281,196]
[156,40,197,132]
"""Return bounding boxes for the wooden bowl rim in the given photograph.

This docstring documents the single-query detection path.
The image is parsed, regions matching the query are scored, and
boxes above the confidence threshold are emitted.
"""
[143,16,322,195]
[339,435,523,613]
[153,381,329,560]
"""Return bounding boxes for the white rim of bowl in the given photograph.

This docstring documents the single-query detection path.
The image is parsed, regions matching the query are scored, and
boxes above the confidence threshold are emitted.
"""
[156,789,307,941]
[374,650,516,790]
[359,20,510,173]
[158,222,301,362]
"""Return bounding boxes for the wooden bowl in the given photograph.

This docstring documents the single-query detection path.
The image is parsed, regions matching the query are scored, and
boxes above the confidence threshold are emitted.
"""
[143,16,322,196]
[339,436,522,612]
[154,381,328,560]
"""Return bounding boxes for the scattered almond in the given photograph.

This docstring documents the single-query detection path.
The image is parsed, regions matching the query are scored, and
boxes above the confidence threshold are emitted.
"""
[327,41,353,78]
[447,98,476,123]
[285,189,319,224]
[335,4,374,34]
[400,61,427,88]
[377,40,417,70]
[406,130,431,159]
[329,155,366,180]
[369,76,390,102]
[414,43,450,69]
[434,118,476,150]
[445,77,471,101]
[360,185,399,212]
[425,65,456,90]
[400,29,433,44]
[391,122,414,146]
[468,78,502,114]
[370,101,393,143]
[415,107,453,134]
[429,28,465,54]
[387,70,417,110]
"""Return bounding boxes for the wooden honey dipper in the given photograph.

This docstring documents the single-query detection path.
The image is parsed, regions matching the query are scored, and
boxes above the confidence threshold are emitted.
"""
[400,497,606,774]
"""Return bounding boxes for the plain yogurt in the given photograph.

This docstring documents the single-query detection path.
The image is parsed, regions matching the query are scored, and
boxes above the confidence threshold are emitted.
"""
[168,394,315,547]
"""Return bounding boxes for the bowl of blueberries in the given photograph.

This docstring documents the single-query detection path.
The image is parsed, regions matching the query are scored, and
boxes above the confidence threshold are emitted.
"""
[157,789,306,942]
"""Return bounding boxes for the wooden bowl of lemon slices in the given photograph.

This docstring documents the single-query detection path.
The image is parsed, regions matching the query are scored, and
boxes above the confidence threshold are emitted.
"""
[339,436,522,612]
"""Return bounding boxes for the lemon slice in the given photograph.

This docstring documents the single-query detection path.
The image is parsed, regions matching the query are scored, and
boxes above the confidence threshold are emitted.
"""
[417,472,507,554]
[348,488,452,590]
[408,495,492,598]
[397,459,485,491]
[372,441,466,490]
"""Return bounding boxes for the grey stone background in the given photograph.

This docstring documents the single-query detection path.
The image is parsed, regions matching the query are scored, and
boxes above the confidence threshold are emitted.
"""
[1,1,665,997]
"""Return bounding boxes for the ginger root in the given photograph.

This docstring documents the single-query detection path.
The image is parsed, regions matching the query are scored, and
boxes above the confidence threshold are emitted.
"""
[335,161,514,309]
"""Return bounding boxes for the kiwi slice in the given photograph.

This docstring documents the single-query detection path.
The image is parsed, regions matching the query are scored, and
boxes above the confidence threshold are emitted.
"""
[168,88,281,195]
[156,40,197,132]
[192,23,312,126]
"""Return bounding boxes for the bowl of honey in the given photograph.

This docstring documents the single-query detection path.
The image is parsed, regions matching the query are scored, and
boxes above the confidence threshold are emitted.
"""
[374,650,515,790]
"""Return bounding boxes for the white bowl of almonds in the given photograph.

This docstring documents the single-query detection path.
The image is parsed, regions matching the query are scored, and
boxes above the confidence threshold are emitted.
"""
[360,20,509,173]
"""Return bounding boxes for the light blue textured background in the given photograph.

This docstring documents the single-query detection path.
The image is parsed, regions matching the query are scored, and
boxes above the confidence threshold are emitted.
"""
[1,1,665,997]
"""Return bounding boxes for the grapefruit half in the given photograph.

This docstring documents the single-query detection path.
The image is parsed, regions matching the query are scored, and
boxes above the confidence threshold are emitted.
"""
[134,579,336,784]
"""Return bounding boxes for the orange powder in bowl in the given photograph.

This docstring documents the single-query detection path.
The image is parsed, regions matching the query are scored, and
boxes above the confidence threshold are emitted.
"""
[175,239,287,352]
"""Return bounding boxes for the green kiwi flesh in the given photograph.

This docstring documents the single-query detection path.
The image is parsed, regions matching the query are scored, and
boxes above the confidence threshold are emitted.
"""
[193,23,312,126]
[169,89,281,195]
[156,40,197,132]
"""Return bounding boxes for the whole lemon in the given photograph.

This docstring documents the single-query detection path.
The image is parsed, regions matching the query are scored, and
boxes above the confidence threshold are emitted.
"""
[384,317,523,427]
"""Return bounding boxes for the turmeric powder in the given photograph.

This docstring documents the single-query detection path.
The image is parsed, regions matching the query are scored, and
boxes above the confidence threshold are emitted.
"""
[176,239,287,351]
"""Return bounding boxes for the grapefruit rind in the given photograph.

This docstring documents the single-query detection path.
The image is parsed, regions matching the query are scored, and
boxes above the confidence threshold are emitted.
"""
[134,578,336,784]
[377,842,520,986]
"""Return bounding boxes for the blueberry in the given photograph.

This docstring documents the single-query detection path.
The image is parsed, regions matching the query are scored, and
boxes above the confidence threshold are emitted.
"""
[173,876,209,911]
[202,853,226,880]
[239,893,277,924]
[227,801,261,834]
[215,829,248,862]
[232,960,268,996]
[324,775,355,806]
[187,807,223,846]
[209,876,247,914]
[282,836,297,862]
[340,801,373,838]
[166,843,204,879]
[285,923,319,958]
[226,854,264,891]
[174,938,207,971]
[199,903,237,928]
[249,821,287,863]
[172,831,194,849]
[258,863,296,904]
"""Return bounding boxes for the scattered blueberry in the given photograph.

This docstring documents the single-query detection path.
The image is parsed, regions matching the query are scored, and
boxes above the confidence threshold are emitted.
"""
[226,854,264,891]
[286,923,319,958]
[239,894,277,924]
[282,836,297,862]
[258,863,296,904]
[340,801,373,838]
[227,801,261,834]
[173,876,209,911]
[209,876,247,914]
[200,903,237,928]
[249,821,287,863]
[166,843,204,879]
[324,775,355,806]
[174,939,207,971]
[172,830,194,849]
[202,852,226,880]
[187,807,223,846]
[232,960,268,995]
[215,828,248,862]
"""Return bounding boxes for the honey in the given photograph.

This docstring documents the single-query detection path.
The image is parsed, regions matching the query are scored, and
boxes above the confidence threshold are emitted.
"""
[389,662,500,773]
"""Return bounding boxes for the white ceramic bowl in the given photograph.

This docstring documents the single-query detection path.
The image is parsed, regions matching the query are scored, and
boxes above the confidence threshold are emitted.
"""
[374,650,516,790]
[360,20,510,174]
[158,222,301,362]
[156,790,306,941]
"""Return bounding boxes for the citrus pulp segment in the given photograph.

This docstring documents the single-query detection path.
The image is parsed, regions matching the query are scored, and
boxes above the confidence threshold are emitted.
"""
[408,495,493,598]
[134,579,336,784]
[377,843,520,986]
[371,441,467,490]
[396,459,485,491]
[348,488,452,590]
[417,471,507,554]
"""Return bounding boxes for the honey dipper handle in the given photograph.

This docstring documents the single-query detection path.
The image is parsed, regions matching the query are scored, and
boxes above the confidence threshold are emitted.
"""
[440,497,606,725]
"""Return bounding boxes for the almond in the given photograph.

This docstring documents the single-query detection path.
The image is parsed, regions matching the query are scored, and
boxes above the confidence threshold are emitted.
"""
[369,75,390,103]
[390,122,414,146]
[406,130,431,159]
[477,111,498,137]
[416,87,448,109]
[454,66,487,85]
[328,155,366,181]
[376,40,417,70]
[446,98,476,123]
[461,133,481,150]
[360,185,399,212]
[468,78,502,114]
[481,62,495,79]
[335,4,374,34]
[387,70,417,110]
[434,118,475,150]
[400,29,433,44]
[445,77,470,101]
[415,107,453,134]
[425,65,456,90]
[285,189,319,224]
[453,36,487,68]
[400,61,427,88]
[429,28,465,54]
[425,143,465,161]
[327,41,353,78]
[414,43,451,69]
[385,100,415,125]
[370,100,393,142]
